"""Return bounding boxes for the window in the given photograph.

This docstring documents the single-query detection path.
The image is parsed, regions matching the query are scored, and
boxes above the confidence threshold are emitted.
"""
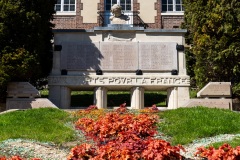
[105,0,131,11]
[55,0,75,12]
[162,0,183,12]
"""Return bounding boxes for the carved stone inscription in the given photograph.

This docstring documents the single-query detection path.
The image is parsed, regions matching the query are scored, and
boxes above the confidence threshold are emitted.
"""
[61,42,100,70]
[139,42,178,70]
[60,42,178,71]
[100,42,138,70]
[197,82,231,97]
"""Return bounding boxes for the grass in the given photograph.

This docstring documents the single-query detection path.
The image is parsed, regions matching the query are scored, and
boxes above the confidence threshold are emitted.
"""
[0,108,76,144]
[211,136,240,148]
[2,103,240,150]
[158,106,240,145]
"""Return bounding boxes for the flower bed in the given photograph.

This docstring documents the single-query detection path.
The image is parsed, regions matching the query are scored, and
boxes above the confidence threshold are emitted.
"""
[2,105,240,160]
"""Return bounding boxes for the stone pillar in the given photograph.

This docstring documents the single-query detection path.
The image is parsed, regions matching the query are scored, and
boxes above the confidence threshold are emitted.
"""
[178,87,190,107]
[60,86,71,109]
[178,50,187,75]
[130,87,144,109]
[167,87,178,109]
[94,87,108,109]
[49,86,61,107]
[51,50,61,75]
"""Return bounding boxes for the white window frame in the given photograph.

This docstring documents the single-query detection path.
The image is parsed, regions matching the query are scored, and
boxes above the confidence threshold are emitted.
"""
[54,0,76,15]
[105,0,132,12]
[161,0,184,15]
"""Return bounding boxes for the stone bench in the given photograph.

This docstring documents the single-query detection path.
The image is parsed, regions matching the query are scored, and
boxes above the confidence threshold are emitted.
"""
[7,82,40,98]
[183,82,232,110]
[6,82,57,110]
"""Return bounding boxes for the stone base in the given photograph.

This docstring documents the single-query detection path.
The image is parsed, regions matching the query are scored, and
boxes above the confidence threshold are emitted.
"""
[6,98,58,110]
[182,98,232,110]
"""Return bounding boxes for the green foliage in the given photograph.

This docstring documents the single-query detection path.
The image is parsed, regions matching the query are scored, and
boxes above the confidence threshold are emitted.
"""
[183,0,240,94]
[0,0,55,100]
[189,89,197,98]
[158,107,240,145]
[0,108,76,144]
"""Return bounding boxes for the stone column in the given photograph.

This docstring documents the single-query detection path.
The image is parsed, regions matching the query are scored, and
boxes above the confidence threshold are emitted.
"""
[178,50,187,75]
[60,86,71,109]
[49,86,61,107]
[130,87,144,109]
[177,87,190,107]
[94,87,108,109]
[167,87,178,109]
[51,50,61,75]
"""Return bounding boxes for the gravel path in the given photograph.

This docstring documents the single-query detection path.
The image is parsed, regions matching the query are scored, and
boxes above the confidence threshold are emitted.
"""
[181,134,240,159]
[1,134,240,160]
[0,139,69,160]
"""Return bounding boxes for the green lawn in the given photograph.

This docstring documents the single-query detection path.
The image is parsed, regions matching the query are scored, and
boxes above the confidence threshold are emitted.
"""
[0,108,76,144]
[1,105,240,150]
[158,106,240,145]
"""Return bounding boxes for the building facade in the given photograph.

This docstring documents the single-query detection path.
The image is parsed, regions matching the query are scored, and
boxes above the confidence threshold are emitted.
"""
[52,0,184,29]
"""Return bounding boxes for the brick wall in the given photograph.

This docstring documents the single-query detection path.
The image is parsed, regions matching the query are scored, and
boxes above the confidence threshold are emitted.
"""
[52,0,102,29]
[161,15,184,29]
[52,0,184,29]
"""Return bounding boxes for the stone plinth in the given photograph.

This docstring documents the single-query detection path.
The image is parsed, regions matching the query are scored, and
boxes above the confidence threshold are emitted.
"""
[181,82,232,110]
[183,99,232,110]
[197,82,232,98]
[6,82,58,110]
[7,82,40,98]
[6,98,58,110]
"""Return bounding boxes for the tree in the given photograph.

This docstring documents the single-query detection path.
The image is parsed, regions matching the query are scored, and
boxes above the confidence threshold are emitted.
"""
[183,0,240,96]
[0,0,55,101]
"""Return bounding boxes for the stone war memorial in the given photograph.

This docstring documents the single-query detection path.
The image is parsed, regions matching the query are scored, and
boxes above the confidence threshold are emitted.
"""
[5,2,233,111]
[48,4,191,109]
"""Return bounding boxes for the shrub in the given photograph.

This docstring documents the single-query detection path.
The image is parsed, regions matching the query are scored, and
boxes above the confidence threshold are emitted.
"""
[69,108,184,160]
[195,143,240,160]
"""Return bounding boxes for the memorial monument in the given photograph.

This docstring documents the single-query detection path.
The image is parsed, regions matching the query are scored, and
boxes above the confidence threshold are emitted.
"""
[48,4,190,109]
